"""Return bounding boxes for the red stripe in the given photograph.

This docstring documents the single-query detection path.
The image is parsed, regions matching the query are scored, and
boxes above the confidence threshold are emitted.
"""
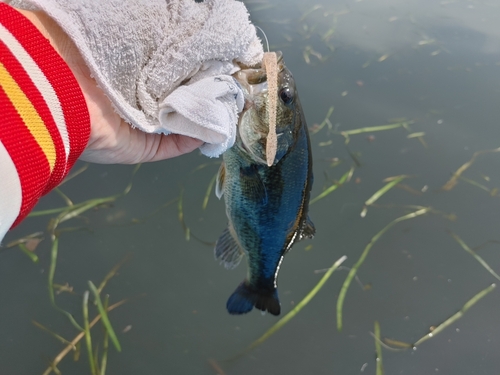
[0,40,66,191]
[0,86,50,226]
[0,3,90,173]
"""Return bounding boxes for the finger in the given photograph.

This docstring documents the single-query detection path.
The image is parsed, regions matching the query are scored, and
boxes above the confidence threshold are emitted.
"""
[149,134,204,161]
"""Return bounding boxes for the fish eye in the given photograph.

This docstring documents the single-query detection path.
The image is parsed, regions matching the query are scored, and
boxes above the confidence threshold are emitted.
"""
[279,87,294,105]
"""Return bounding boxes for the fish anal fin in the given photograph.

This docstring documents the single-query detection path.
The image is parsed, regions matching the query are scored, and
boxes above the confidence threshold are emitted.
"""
[226,282,280,316]
[299,216,315,241]
[215,162,225,199]
[214,226,244,269]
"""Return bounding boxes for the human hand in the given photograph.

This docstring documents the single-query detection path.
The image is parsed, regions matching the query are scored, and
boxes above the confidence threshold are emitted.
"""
[14,0,262,159]
[20,9,204,164]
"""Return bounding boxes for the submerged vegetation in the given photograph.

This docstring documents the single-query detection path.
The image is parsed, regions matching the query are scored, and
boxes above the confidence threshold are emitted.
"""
[178,100,500,372]
[2,0,500,373]
[247,255,347,351]
[4,167,140,374]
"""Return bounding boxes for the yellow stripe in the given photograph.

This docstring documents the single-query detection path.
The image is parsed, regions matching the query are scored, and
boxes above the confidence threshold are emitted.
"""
[0,62,55,171]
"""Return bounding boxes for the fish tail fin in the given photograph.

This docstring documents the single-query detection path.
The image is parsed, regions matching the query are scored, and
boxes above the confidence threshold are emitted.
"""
[226,281,280,316]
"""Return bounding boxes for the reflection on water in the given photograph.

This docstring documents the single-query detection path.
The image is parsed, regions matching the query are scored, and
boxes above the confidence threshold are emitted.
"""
[2,0,500,374]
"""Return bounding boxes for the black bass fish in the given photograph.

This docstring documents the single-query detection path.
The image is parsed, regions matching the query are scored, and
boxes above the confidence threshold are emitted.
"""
[214,52,315,316]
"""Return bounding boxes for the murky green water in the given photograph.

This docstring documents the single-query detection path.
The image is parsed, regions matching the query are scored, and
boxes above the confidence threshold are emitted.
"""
[2,0,500,374]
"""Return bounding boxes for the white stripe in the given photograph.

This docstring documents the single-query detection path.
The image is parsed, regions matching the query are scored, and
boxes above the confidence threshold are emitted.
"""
[0,141,23,244]
[0,23,70,163]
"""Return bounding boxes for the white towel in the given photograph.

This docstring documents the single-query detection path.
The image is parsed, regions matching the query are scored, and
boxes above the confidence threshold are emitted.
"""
[7,0,263,157]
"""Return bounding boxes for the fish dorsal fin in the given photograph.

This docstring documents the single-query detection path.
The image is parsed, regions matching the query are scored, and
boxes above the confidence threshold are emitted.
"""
[239,165,268,205]
[299,216,315,241]
[215,162,225,199]
[214,226,244,269]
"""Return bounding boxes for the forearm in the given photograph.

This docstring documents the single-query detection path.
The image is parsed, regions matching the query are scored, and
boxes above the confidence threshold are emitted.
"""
[0,3,90,241]
[0,0,262,242]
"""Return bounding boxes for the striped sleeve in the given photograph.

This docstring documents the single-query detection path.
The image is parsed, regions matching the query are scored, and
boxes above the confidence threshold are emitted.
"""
[0,3,90,239]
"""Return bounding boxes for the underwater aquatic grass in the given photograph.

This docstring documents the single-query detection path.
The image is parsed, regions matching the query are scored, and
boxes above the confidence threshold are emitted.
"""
[374,321,384,375]
[48,236,84,331]
[30,166,139,374]
[472,240,500,252]
[190,161,222,174]
[208,358,228,375]
[17,243,39,263]
[42,299,128,375]
[97,254,131,294]
[202,173,217,210]
[31,164,140,221]
[309,106,334,135]
[406,132,425,139]
[373,284,496,352]
[295,5,339,55]
[345,145,362,167]
[47,195,121,234]
[302,45,327,64]
[100,296,110,375]
[28,206,76,217]
[298,4,322,22]
[406,132,427,148]
[448,231,500,281]
[368,204,456,222]
[360,175,408,217]
[58,164,89,186]
[441,147,500,191]
[248,255,346,350]
[5,231,43,248]
[336,208,429,331]
[378,54,390,62]
[395,183,423,196]
[54,188,73,207]
[339,121,411,144]
[177,185,215,246]
[73,341,81,362]
[413,283,496,347]
[88,281,122,352]
[32,320,75,349]
[318,140,333,147]
[178,189,190,241]
[457,175,492,193]
[381,337,412,350]
[82,291,97,375]
[322,22,337,44]
[310,167,354,204]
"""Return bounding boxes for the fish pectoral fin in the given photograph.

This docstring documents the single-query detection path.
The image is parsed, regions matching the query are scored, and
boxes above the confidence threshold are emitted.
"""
[215,162,225,199]
[299,216,316,241]
[239,165,268,205]
[214,226,244,269]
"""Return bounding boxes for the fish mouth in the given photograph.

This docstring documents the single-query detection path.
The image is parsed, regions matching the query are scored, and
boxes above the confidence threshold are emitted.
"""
[233,51,285,117]
[232,52,286,165]
[233,51,284,91]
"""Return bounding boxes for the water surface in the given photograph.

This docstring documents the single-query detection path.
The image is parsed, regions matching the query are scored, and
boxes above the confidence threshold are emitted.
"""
[2,0,500,374]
